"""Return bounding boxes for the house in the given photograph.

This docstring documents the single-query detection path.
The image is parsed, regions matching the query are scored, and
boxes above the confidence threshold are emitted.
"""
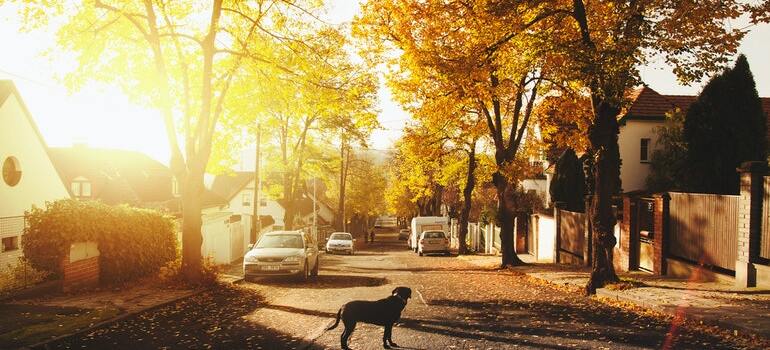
[48,146,178,207]
[207,172,336,232]
[0,80,70,268]
[617,86,770,192]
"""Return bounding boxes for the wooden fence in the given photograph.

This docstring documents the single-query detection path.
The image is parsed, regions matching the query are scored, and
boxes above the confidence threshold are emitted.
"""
[668,192,739,271]
[558,209,586,259]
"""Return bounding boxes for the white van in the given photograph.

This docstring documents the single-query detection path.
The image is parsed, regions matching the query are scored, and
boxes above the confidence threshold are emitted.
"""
[409,216,449,252]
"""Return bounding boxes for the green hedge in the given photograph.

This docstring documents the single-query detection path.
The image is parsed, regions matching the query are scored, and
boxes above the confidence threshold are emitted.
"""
[23,199,177,284]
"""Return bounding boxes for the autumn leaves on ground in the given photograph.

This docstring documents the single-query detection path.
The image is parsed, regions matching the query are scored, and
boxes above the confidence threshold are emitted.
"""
[39,236,766,350]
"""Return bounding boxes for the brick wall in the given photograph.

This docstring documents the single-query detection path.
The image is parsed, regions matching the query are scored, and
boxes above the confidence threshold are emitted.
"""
[652,194,669,275]
[61,242,100,292]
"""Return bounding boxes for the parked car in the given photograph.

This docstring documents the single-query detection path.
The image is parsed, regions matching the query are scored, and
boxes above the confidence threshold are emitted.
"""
[398,229,410,240]
[243,230,319,281]
[418,230,450,256]
[326,232,355,255]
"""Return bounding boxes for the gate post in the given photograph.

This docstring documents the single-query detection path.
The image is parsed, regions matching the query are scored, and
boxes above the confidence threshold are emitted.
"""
[554,202,564,264]
[583,196,592,267]
[619,194,634,271]
[736,161,767,287]
[652,193,670,276]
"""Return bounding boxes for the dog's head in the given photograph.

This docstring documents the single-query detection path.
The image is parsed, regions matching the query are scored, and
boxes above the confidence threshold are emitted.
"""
[391,286,412,302]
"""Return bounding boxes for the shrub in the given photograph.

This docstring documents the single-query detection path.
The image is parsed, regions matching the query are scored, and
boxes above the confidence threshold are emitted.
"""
[0,258,50,295]
[23,199,178,284]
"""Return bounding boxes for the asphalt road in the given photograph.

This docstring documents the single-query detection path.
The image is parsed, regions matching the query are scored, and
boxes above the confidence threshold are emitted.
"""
[43,232,759,350]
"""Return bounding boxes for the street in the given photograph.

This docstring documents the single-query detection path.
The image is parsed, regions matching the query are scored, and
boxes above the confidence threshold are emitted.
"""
[45,232,756,350]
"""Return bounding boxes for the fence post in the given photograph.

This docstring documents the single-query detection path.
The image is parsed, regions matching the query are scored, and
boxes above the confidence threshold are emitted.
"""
[531,214,539,261]
[583,196,592,267]
[554,201,564,264]
[652,193,670,276]
[736,161,767,287]
[619,195,634,271]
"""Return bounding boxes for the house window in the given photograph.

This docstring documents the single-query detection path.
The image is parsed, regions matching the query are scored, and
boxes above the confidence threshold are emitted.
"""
[242,192,252,207]
[2,156,21,187]
[260,199,267,207]
[172,177,180,197]
[71,176,92,198]
[1,236,19,252]
[640,138,651,162]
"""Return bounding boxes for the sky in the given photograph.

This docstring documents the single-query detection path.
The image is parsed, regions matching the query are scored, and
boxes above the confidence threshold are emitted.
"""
[0,2,768,165]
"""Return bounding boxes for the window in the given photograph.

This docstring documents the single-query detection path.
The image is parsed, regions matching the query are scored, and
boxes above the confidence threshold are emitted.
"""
[242,192,252,207]
[640,138,651,162]
[260,199,267,207]
[2,156,21,187]
[71,176,91,198]
[1,236,19,252]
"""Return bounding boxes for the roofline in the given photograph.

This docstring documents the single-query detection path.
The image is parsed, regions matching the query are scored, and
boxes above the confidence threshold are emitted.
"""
[0,80,71,197]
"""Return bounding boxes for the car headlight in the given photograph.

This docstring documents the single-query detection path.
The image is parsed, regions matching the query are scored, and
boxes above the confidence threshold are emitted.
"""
[283,256,301,263]
[245,255,259,262]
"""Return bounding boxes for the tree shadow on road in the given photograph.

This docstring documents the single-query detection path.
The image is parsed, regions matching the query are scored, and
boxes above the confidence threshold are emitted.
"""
[404,298,744,349]
[39,284,320,350]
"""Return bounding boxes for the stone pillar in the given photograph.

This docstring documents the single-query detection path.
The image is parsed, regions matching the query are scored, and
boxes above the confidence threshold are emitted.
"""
[554,202,564,264]
[583,196,592,267]
[652,193,669,276]
[618,195,634,271]
[736,161,767,287]
[61,242,100,292]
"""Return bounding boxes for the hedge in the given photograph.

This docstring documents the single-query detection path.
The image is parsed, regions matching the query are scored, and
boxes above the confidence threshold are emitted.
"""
[23,199,177,284]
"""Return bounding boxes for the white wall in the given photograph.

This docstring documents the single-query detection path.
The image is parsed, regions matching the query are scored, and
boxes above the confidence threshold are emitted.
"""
[521,178,549,206]
[0,94,69,217]
[531,214,555,263]
[618,120,662,192]
[0,94,69,268]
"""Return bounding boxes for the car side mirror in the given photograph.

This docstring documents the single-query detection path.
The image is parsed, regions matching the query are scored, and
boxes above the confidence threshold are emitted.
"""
[247,243,254,250]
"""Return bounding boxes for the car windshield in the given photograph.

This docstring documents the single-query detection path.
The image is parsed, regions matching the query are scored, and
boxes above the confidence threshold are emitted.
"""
[330,233,352,241]
[423,231,445,239]
[255,234,304,249]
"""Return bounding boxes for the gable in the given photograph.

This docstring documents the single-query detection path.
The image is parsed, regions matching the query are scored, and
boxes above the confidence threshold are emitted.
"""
[0,83,69,216]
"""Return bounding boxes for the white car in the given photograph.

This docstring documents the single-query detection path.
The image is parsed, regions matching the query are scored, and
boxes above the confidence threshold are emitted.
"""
[418,230,450,256]
[325,232,354,255]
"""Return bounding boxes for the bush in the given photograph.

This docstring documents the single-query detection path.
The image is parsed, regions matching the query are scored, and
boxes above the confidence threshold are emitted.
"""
[0,258,50,295]
[23,199,178,284]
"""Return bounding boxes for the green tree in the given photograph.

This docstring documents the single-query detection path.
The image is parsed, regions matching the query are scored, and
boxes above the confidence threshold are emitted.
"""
[684,55,767,194]
[646,109,688,192]
[549,149,585,212]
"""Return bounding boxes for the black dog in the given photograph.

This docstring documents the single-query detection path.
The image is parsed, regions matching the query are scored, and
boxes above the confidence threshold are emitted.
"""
[326,286,412,349]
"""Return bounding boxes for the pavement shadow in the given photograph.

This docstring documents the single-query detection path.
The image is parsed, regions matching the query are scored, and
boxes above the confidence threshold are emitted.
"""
[407,298,738,349]
[246,274,387,289]
[40,285,320,350]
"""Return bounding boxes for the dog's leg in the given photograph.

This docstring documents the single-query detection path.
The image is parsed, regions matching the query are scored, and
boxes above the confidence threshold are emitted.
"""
[341,322,356,350]
[383,324,397,349]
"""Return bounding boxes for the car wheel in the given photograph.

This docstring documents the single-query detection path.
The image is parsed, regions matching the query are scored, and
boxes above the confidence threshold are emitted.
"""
[311,257,319,277]
[418,251,423,256]
[445,251,451,256]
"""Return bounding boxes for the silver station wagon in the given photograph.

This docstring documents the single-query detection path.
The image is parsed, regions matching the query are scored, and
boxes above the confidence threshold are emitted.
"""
[243,230,319,281]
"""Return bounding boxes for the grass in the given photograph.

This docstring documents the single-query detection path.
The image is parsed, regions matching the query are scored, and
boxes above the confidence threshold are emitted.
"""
[0,304,121,348]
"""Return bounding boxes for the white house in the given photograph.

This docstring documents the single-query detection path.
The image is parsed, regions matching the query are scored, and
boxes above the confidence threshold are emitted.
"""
[0,81,70,268]
[617,86,770,192]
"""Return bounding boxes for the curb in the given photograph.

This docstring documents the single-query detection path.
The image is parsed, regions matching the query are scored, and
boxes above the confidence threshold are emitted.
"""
[19,283,224,350]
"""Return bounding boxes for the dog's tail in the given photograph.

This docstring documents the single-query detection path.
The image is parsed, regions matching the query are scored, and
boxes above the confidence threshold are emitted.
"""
[326,308,342,331]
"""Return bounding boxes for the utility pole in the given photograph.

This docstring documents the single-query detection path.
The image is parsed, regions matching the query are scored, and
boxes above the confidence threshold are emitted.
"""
[251,123,261,244]
[313,177,317,239]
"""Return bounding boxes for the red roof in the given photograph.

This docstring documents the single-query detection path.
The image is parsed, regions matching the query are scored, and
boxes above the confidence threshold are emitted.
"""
[620,86,770,125]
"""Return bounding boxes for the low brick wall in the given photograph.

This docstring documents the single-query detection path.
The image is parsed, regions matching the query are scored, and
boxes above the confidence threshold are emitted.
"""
[61,242,100,292]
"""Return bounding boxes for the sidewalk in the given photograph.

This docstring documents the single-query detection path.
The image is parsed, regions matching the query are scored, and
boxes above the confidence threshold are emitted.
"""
[1,281,206,348]
[459,253,770,340]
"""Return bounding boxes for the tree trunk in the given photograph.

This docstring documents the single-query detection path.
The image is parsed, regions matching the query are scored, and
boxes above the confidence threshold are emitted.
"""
[181,168,204,282]
[493,172,525,267]
[458,146,477,255]
[585,98,621,294]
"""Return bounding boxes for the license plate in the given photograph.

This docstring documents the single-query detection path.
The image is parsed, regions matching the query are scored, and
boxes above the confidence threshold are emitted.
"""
[262,265,280,271]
